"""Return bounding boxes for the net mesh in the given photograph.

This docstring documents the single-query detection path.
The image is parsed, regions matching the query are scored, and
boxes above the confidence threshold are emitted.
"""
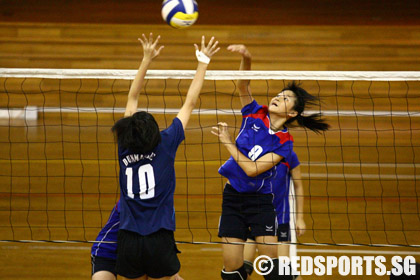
[0,69,419,248]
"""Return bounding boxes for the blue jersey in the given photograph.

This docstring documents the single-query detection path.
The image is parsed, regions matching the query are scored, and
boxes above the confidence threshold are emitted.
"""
[274,151,300,224]
[219,100,294,194]
[91,201,120,260]
[118,118,185,236]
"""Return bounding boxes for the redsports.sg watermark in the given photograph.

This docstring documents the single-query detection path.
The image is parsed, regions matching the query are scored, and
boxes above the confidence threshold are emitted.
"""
[254,255,417,276]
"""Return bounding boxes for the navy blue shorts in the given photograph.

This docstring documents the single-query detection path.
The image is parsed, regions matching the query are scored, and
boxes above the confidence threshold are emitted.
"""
[91,255,117,276]
[218,184,278,241]
[116,229,181,279]
[248,223,291,242]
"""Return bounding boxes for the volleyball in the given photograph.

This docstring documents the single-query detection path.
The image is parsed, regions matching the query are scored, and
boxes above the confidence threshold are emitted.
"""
[161,0,199,29]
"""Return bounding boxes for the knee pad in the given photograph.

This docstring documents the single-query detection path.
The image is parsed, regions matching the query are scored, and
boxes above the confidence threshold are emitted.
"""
[243,260,254,276]
[262,258,279,280]
[221,264,248,280]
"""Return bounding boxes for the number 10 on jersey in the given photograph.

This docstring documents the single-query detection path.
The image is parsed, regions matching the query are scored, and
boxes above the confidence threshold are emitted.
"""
[125,164,155,199]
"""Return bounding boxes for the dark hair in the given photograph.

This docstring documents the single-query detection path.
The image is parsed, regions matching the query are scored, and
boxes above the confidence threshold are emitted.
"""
[112,111,161,154]
[283,81,330,133]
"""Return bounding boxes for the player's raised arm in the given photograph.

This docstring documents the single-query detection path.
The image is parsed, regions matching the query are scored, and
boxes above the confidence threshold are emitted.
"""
[124,33,164,117]
[227,44,253,107]
[176,36,220,130]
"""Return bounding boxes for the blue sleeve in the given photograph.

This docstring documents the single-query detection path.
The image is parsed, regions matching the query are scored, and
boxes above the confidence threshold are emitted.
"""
[289,151,300,170]
[272,140,294,160]
[161,117,185,153]
[241,99,262,116]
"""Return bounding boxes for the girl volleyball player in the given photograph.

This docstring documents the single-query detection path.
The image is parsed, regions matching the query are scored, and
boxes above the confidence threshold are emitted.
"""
[112,33,219,280]
[90,201,184,280]
[211,44,328,280]
[243,151,305,279]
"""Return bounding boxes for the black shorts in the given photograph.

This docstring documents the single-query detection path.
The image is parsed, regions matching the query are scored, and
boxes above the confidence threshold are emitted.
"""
[247,223,291,242]
[218,184,278,241]
[116,229,181,279]
[91,255,117,276]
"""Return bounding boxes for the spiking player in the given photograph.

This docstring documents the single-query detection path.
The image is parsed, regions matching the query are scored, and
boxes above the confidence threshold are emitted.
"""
[211,44,329,280]
[112,33,219,280]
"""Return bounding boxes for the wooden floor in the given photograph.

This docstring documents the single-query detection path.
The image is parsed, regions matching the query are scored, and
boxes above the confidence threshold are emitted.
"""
[1,242,419,280]
[1,2,420,278]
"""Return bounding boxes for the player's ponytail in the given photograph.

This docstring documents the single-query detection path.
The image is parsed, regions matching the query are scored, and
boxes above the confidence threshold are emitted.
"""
[112,111,161,154]
[284,81,330,133]
[295,113,330,133]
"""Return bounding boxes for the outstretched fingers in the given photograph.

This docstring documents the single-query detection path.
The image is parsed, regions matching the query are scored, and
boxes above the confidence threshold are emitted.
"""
[155,45,164,56]
[227,44,249,57]
[206,36,215,49]
[226,44,237,52]
[212,123,227,133]
[195,35,220,59]
[201,35,205,50]
[209,41,220,56]
[210,128,219,137]
[139,33,164,59]
[142,33,148,44]
[210,40,219,50]
[152,35,161,47]
[211,122,231,144]
[226,45,234,51]
[211,123,224,135]
[211,46,221,56]
[218,122,228,128]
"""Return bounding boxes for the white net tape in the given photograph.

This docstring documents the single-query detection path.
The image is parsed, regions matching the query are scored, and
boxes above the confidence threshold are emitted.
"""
[1,68,420,81]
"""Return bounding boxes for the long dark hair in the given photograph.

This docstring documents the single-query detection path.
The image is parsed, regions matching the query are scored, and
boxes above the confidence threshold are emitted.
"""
[283,81,330,133]
[112,111,161,154]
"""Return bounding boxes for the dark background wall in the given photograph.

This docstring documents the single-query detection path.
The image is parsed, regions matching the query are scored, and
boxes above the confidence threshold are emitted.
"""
[1,0,420,25]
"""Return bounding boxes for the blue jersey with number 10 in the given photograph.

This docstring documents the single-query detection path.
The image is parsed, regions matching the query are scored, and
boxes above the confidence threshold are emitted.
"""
[118,118,185,236]
[219,100,294,194]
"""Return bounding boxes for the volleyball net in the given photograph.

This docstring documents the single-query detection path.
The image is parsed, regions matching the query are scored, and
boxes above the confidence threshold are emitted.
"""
[0,68,419,248]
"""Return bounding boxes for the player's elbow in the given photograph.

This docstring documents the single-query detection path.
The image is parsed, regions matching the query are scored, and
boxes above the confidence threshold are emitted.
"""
[187,100,197,109]
[182,103,195,116]
[244,166,259,177]
[183,97,197,110]
[244,163,270,177]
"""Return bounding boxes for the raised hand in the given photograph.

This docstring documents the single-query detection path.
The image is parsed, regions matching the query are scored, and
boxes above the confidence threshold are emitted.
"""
[211,122,233,145]
[227,44,251,59]
[194,36,220,59]
[138,33,164,60]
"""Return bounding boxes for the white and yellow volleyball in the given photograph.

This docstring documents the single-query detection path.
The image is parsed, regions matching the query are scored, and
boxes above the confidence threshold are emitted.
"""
[162,0,199,29]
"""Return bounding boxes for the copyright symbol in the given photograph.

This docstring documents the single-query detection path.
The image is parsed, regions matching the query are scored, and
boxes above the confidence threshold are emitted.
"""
[254,255,274,276]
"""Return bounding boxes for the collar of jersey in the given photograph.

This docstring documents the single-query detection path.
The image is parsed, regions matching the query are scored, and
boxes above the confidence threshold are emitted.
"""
[266,113,288,135]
